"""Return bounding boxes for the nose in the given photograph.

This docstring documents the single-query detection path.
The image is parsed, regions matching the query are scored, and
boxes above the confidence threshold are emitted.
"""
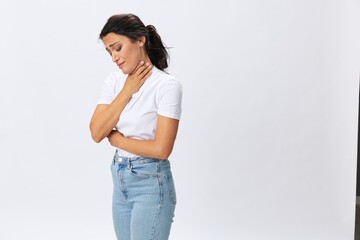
[112,52,119,63]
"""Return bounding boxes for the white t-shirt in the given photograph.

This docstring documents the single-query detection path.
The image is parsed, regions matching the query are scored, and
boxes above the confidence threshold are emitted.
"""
[97,67,182,157]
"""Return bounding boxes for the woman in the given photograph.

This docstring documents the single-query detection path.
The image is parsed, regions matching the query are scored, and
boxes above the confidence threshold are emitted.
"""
[90,14,182,240]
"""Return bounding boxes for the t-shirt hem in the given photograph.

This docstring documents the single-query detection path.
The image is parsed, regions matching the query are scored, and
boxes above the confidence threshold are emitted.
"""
[157,111,181,120]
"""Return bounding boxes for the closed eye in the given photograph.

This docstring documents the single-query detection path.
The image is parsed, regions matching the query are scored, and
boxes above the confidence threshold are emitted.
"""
[105,41,122,56]
[115,45,122,52]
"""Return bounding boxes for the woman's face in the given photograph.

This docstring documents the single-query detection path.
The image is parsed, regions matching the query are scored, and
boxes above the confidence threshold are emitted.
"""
[102,32,146,74]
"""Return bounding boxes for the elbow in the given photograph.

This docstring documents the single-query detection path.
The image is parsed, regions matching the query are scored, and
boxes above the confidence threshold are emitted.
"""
[156,146,173,160]
[91,130,105,143]
[91,135,102,143]
[89,124,104,143]
[158,154,169,160]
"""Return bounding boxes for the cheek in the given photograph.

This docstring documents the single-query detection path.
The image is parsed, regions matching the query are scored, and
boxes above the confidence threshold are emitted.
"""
[126,50,142,71]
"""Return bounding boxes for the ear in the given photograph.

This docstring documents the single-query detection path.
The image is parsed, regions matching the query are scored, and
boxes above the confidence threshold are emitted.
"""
[138,36,146,47]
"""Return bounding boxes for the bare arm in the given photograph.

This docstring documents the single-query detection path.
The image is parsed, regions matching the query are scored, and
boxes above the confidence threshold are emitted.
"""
[90,62,152,143]
[107,115,179,159]
[89,93,131,143]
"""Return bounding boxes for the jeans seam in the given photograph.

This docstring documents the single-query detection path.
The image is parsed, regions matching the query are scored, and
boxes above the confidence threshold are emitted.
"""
[149,174,162,240]
[165,173,177,205]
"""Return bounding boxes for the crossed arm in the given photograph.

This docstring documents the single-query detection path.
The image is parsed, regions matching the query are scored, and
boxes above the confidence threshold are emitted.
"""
[107,115,179,160]
[89,61,179,160]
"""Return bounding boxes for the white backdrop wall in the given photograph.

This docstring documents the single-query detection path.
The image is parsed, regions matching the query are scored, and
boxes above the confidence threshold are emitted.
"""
[0,0,359,239]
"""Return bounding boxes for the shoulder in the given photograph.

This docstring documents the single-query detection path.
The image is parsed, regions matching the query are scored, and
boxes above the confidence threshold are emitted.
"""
[152,68,182,119]
[151,69,182,102]
[152,68,182,90]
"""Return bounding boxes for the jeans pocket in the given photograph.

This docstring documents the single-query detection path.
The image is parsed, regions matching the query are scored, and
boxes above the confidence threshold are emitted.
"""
[129,162,159,178]
[165,172,177,204]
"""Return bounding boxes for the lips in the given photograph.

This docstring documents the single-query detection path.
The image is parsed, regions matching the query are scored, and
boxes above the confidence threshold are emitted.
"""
[117,62,125,68]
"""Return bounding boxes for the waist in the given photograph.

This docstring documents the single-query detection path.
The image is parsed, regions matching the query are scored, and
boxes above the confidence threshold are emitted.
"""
[113,149,168,165]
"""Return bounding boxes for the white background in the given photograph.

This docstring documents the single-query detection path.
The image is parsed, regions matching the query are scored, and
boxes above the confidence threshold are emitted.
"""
[0,0,359,239]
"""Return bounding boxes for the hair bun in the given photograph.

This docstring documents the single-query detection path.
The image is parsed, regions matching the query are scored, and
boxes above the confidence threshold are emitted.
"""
[146,25,156,33]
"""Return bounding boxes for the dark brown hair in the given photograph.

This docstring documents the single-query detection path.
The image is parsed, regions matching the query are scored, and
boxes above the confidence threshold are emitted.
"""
[99,14,169,71]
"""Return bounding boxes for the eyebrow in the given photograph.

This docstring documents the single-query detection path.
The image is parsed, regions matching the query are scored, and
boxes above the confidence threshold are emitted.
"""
[105,41,121,51]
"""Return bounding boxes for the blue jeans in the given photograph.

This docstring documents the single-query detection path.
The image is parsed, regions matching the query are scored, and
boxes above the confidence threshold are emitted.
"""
[110,151,176,240]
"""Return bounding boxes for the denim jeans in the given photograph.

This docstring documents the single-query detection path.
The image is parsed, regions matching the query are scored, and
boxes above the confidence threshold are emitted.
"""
[110,151,176,240]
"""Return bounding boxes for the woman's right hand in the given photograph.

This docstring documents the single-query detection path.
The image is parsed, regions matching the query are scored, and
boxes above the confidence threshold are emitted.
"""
[90,61,152,143]
[122,61,153,96]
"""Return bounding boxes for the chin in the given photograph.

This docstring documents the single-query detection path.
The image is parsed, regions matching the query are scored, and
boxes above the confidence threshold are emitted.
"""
[120,69,129,74]
[119,65,135,75]
[119,67,129,74]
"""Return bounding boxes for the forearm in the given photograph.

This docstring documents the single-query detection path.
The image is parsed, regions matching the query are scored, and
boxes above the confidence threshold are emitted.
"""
[90,90,131,142]
[107,115,179,159]
[111,135,173,160]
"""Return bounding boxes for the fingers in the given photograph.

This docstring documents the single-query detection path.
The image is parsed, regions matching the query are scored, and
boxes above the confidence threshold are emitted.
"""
[140,63,153,81]
[124,61,153,95]
[132,60,145,73]
[132,61,148,75]
[135,62,152,79]
[140,66,152,82]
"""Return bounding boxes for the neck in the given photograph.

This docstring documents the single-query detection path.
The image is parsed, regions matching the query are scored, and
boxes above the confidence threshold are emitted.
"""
[141,50,152,66]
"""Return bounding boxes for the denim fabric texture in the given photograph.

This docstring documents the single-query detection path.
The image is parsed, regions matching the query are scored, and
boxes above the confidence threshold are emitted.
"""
[110,151,176,240]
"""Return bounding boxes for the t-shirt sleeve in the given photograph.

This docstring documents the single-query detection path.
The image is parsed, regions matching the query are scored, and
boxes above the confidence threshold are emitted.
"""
[157,79,183,120]
[97,74,115,105]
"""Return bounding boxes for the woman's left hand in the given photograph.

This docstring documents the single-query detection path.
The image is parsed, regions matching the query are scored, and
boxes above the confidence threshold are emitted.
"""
[107,130,124,147]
